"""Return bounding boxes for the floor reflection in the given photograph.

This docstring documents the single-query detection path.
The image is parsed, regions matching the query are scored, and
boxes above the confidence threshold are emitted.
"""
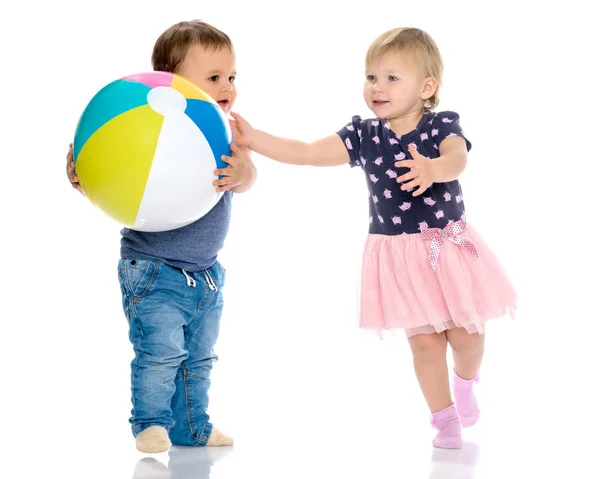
[429,441,480,479]
[133,446,233,479]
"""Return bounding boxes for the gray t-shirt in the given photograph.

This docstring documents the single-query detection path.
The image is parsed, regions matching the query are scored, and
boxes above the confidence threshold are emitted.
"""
[120,191,232,272]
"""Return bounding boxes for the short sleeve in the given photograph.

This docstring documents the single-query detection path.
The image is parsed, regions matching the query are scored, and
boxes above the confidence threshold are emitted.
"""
[336,115,363,167]
[432,111,472,152]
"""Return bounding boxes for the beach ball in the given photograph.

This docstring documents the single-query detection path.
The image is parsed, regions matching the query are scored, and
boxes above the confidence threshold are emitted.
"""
[73,71,232,232]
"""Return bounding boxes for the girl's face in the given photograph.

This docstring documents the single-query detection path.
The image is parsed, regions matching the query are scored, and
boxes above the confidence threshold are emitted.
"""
[363,52,437,121]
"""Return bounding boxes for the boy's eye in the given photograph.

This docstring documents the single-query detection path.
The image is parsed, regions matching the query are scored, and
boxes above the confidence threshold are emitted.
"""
[229,76,236,83]
[389,76,399,81]
[366,75,376,81]
[209,75,219,82]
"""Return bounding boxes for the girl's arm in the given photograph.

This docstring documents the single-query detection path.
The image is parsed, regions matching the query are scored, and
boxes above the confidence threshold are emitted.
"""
[231,113,349,167]
[395,137,469,196]
[431,136,468,183]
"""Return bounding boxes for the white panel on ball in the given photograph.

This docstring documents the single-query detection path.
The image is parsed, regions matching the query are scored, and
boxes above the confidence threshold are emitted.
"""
[135,110,222,232]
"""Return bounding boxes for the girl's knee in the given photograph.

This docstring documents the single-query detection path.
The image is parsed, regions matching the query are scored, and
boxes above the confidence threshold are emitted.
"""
[409,332,447,358]
[447,328,484,353]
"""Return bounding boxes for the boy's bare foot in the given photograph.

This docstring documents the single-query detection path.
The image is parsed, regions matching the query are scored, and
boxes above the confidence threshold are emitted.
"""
[136,426,171,453]
[206,427,233,446]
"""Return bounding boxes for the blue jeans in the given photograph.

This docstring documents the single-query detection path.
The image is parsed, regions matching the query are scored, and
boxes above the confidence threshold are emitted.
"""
[118,258,225,446]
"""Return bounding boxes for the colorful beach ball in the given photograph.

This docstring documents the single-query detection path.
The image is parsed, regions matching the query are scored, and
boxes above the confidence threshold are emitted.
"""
[73,71,232,232]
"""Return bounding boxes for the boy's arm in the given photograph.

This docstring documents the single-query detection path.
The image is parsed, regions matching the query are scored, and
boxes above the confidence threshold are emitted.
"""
[66,143,85,195]
[230,146,257,193]
[214,144,257,193]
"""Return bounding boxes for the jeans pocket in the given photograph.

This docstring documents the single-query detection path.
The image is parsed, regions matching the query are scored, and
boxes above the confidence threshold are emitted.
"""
[124,259,162,301]
[212,261,226,286]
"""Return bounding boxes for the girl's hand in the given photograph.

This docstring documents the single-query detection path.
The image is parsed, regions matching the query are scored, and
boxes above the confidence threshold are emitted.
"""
[395,144,437,197]
[229,112,255,149]
[213,144,256,193]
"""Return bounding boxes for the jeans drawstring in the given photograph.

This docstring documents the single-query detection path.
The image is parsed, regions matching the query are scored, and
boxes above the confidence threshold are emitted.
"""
[182,268,217,291]
[182,269,196,288]
[204,270,217,291]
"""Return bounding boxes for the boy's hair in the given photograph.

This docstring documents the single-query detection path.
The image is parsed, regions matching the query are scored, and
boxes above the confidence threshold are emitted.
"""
[152,20,233,73]
[366,28,443,110]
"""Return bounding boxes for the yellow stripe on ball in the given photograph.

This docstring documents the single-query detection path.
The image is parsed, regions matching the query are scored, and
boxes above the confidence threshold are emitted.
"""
[76,105,164,227]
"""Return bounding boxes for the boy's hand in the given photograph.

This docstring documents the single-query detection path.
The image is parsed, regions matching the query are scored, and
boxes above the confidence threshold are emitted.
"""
[229,112,255,148]
[66,143,85,195]
[214,144,257,193]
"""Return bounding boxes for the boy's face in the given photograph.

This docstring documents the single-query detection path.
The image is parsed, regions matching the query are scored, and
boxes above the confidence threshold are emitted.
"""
[179,45,237,114]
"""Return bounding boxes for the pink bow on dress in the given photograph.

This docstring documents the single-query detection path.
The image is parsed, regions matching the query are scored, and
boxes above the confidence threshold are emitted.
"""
[421,220,478,271]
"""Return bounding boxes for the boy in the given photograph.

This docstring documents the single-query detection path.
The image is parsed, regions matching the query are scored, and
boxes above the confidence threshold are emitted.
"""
[66,20,256,453]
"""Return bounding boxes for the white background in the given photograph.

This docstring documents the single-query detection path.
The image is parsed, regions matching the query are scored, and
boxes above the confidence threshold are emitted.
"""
[1,0,598,477]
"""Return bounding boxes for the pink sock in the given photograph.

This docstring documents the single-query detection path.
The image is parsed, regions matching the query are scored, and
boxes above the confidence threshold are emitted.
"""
[431,403,463,449]
[453,371,480,427]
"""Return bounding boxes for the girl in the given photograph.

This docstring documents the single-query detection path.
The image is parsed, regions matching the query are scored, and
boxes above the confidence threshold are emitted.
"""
[226,27,516,449]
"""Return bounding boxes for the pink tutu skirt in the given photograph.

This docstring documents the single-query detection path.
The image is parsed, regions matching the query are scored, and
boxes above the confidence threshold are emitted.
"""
[359,222,517,337]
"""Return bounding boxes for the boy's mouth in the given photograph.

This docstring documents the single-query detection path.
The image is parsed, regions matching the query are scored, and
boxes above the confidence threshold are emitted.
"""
[217,99,229,107]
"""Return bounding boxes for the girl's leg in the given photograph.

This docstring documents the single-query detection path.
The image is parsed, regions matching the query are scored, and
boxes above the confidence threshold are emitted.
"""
[408,332,462,448]
[446,327,485,380]
[446,327,485,427]
[408,332,452,412]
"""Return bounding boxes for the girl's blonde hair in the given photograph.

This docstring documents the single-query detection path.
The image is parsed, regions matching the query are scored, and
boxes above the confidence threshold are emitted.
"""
[366,28,443,110]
